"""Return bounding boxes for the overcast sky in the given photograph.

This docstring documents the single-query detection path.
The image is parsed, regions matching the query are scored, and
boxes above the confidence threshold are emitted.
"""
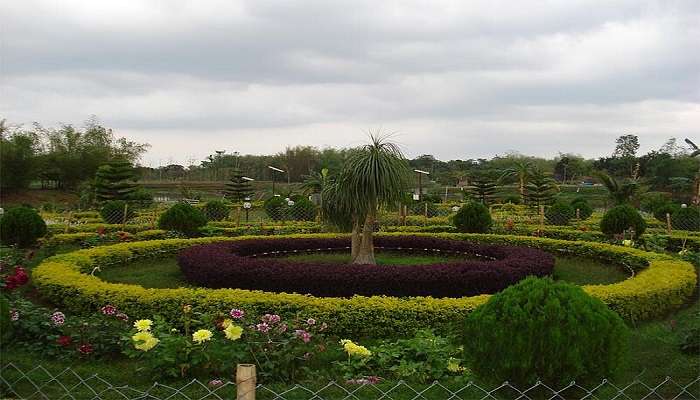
[1,0,699,167]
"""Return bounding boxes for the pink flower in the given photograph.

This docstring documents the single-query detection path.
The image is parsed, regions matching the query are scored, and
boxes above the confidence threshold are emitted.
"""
[262,314,280,324]
[116,312,129,321]
[229,309,245,319]
[295,329,312,343]
[306,318,316,325]
[51,311,65,326]
[208,379,224,387]
[256,323,270,333]
[277,323,288,333]
[78,343,94,355]
[101,305,117,315]
[10,309,19,321]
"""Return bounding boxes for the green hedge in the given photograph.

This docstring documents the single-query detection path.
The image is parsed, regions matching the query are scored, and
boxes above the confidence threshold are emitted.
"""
[31,234,696,337]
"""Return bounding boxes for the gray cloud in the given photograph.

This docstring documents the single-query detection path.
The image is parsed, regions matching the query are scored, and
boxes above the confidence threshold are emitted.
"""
[1,0,699,166]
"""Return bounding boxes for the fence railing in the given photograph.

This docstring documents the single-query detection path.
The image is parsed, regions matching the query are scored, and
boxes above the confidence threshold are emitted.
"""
[1,363,699,400]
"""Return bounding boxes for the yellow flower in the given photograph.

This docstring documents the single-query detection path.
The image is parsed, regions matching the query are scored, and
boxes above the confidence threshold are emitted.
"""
[132,331,159,351]
[133,319,153,332]
[447,358,464,373]
[192,329,213,344]
[221,319,233,329]
[224,324,243,341]
[340,339,371,358]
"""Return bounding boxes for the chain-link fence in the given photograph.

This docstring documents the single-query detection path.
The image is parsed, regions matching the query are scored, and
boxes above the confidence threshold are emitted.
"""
[1,363,698,400]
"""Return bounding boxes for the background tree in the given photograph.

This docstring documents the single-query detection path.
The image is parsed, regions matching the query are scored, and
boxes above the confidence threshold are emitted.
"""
[94,160,139,201]
[500,161,533,201]
[524,169,556,207]
[322,135,410,265]
[594,171,640,205]
[0,122,40,190]
[466,176,497,205]
[224,167,253,202]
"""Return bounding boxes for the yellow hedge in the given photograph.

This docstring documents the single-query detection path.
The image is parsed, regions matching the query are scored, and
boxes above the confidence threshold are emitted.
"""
[31,233,696,337]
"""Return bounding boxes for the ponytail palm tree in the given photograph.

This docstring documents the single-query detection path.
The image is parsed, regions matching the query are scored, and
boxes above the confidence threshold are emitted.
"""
[322,135,410,264]
[500,161,533,201]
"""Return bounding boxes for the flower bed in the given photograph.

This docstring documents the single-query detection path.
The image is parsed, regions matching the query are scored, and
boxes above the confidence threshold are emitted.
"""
[31,233,697,337]
[177,236,555,297]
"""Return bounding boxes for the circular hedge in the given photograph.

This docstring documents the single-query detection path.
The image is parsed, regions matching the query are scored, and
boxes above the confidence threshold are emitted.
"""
[177,236,555,297]
[31,233,697,337]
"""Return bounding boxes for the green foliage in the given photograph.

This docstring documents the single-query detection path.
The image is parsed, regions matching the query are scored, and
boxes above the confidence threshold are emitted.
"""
[94,161,138,201]
[157,203,207,237]
[500,194,521,204]
[466,177,497,205]
[680,322,700,354]
[600,205,646,239]
[452,202,492,233]
[224,167,253,202]
[653,203,679,222]
[0,295,11,340]
[410,201,438,216]
[524,170,556,207]
[570,198,593,220]
[545,202,575,225]
[640,192,672,214]
[202,200,230,221]
[0,206,47,247]
[671,206,700,232]
[264,196,287,221]
[100,200,136,224]
[0,130,40,190]
[463,277,628,386]
[594,171,640,205]
[289,195,316,221]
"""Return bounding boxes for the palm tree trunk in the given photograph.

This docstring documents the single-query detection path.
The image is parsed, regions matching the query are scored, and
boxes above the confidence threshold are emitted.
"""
[519,176,525,200]
[350,218,361,261]
[352,213,376,265]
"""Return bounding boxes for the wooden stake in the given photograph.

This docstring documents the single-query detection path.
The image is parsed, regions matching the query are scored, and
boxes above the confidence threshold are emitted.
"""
[539,205,545,230]
[236,364,256,400]
[666,213,672,235]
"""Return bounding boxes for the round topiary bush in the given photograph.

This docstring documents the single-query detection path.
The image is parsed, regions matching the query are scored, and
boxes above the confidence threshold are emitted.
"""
[600,204,646,239]
[671,206,700,231]
[263,196,287,220]
[545,202,575,225]
[0,206,47,248]
[653,203,680,222]
[452,202,492,233]
[289,196,317,221]
[571,198,593,220]
[202,200,230,221]
[100,200,136,224]
[158,203,207,237]
[463,277,628,386]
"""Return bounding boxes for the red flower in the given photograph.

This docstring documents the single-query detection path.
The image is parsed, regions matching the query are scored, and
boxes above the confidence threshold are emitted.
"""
[57,335,72,347]
[101,305,117,315]
[78,343,94,355]
[3,266,29,290]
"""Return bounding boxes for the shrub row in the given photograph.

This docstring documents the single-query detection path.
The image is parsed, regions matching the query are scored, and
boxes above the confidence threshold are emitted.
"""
[178,236,555,297]
[31,234,696,337]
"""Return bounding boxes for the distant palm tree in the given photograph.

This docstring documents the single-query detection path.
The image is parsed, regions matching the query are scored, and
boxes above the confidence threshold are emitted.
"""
[322,134,410,264]
[301,168,331,195]
[594,171,640,205]
[500,161,533,201]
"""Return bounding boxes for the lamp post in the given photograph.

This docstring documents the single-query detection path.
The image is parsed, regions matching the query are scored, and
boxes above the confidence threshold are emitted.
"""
[268,166,285,197]
[413,169,430,202]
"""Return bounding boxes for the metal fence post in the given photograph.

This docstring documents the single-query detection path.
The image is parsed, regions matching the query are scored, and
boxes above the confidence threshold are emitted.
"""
[236,364,256,400]
[666,212,673,235]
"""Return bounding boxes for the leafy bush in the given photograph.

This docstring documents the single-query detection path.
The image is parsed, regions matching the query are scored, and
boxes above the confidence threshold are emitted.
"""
[463,277,628,386]
[653,203,679,222]
[178,236,554,298]
[680,323,700,354]
[289,195,317,221]
[571,198,593,220]
[410,201,439,216]
[640,191,672,214]
[157,203,207,237]
[500,195,521,204]
[100,200,136,224]
[202,200,230,221]
[0,206,47,247]
[671,206,700,232]
[452,202,492,233]
[545,202,574,225]
[600,205,646,239]
[263,196,287,220]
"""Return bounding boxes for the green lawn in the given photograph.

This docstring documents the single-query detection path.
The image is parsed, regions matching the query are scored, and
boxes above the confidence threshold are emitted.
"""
[97,252,629,289]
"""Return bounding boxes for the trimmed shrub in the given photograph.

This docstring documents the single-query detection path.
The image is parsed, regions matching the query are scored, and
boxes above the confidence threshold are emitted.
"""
[100,200,136,224]
[600,205,646,239]
[158,203,207,237]
[0,206,47,247]
[452,202,492,233]
[501,195,521,205]
[263,196,287,220]
[653,203,679,222]
[671,206,700,232]
[178,236,554,298]
[545,202,574,225]
[571,198,593,220]
[289,196,316,221]
[202,200,230,221]
[410,201,439,216]
[463,277,628,386]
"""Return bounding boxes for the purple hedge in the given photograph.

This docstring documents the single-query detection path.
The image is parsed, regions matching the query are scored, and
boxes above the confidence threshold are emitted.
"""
[177,236,555,298]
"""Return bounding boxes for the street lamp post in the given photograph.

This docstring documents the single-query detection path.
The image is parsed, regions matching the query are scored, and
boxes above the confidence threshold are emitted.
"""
[413,169,430,202]
[268,166,285,197]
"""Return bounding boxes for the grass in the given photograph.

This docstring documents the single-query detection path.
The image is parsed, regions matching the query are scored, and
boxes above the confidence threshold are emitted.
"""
[97,252,630,289]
